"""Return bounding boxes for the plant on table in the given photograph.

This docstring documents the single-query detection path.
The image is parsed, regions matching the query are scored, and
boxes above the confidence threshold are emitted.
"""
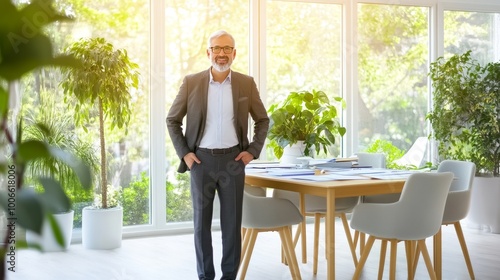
[267,89,346,159]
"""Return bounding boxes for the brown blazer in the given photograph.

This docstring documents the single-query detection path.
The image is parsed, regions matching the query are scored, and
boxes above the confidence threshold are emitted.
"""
[166,68,270,173]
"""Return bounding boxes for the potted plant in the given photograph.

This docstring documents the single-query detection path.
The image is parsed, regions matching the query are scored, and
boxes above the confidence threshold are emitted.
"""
[61,37,139,249]
[427,50,500,233]
[0,0,92,278]
[22,107,98,251]
[267,89,346,163]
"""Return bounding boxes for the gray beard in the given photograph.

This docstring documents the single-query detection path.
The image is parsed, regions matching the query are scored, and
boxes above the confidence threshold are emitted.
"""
[212,62,231,72]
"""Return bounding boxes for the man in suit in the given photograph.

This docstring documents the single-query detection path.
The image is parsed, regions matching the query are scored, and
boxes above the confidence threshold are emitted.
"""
[166,30,269,280]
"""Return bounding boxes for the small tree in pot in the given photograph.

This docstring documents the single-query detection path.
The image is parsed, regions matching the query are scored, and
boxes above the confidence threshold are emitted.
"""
[61,37,139,248]
[267,89,346,160]
[427,50,500,233]
[427,50,500,176]
[61,37,139,209]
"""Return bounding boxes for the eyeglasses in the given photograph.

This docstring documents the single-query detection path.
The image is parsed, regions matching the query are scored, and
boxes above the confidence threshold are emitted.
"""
[209,46,234,54]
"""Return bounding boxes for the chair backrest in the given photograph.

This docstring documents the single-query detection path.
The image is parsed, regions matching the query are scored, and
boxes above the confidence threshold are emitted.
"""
[437,160,476,192]
[242,191,303,228]
[244,184,267,197]
[356,152,387,168]
[437,160,476,223]
[394,172,454,239]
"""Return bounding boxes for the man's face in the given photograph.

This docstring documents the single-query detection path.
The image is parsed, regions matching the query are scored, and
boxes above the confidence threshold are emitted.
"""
[207,35,236,73]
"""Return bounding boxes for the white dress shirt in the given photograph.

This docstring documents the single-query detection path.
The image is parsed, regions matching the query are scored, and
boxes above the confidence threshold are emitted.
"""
[198,71,239,149]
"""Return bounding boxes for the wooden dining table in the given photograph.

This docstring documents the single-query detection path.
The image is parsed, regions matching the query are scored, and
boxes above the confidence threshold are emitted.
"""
[245,171,444,280]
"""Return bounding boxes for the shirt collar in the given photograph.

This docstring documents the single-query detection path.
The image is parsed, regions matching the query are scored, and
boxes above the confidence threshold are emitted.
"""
[209,68,232,83]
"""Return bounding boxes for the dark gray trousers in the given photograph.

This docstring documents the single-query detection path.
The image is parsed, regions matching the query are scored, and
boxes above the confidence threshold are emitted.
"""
[190,148,245,280]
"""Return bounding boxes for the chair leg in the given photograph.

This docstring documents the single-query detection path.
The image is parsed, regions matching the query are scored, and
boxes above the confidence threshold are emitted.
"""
[353,235,376,280]
[340,213,358,267]
[389,240,398,280]
[378,240,387,280]
[405,240,416,280]
[241,227,251,264]
[454,222,475,279]
[313,213,321,275]
[279,227,302,280]
[293,223,301,247]
[418,239,437,280]
[239,229,258,280]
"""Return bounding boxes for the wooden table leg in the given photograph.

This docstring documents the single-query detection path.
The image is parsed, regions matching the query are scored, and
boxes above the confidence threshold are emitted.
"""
[299,193,307,264]
[326,189,336,280]
[433,228,442,280]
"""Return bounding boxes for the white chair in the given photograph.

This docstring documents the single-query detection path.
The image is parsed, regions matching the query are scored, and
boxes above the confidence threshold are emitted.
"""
[272,189,359,275]
[352,153,396,252]
[350,172,454,280]
[434,160,476,279]
[239,190,303,280]
[355,152,386,169]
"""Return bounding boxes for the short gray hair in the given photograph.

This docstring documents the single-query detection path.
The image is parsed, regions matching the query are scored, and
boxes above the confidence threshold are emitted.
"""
[207,30,236,48]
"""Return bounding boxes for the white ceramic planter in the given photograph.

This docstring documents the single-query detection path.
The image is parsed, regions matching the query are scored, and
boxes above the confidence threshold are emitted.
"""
[281,141,312,164]
[82,206,123,249]
[26,210,74,252]
[467,176,500,233]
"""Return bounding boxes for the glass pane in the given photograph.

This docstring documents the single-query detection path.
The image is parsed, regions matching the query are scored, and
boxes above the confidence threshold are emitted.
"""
[266,0,342,160]
[444,11,500,63]
[165,0,250,223]
[20,0,151,228]
[357,4,430,154]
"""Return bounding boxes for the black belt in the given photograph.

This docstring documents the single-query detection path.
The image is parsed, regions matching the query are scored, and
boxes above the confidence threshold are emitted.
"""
[197,145,239,155]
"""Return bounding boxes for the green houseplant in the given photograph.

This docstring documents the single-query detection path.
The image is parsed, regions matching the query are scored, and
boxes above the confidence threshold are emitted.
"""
[267,89,346,160]
[427,50,500,176]
[22,107,98,251]
[427,50,500,233]
[61,37,139,248]
[0,0,92,276]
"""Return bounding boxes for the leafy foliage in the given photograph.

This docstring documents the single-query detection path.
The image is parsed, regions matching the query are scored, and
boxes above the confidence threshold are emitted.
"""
[121,172,149,225]
[427,50,500,176]
[364,139,405,170]
[166,173,192,222]
[61,37,139,208]
[22,98,99,204]
[0,2,92,277]
[267,89,346,159]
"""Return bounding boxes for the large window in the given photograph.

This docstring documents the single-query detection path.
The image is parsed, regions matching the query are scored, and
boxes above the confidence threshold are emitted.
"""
[164,0,250,223]
[444,10,500,62]
[13,0,500,237]
[356,4,430,153]
[18,0,151,228]
[265,1,343,159]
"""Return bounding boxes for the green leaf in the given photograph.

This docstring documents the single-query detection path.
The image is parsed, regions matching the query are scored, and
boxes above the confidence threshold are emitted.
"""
[17,140,51,162]
[47,213,65,247]
[38,177,71,213]
[0,188,45,234]
[0,86,8,116]
[49,147,93,190]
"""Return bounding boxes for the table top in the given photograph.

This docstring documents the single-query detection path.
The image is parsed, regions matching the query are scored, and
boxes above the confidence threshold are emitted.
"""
[245,169,407,198]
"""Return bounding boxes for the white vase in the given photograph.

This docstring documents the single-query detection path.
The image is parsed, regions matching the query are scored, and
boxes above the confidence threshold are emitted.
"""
[280,141,313,164]
[82,206,123,249]
[25,210,74,252]
[467,176,500,233]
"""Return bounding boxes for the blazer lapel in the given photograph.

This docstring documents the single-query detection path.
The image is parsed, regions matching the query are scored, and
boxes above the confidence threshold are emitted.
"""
[200,69,210,124]
[231,73,240,123]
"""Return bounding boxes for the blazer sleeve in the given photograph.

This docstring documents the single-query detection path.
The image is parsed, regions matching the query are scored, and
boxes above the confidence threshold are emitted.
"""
[166,76,191,172]
[246,78,270,159]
